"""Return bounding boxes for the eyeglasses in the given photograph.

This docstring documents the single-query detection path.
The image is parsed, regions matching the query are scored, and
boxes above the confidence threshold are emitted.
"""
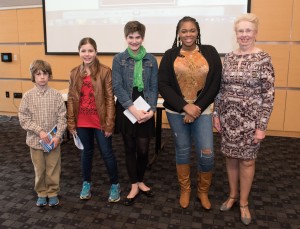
[236,29,255,35]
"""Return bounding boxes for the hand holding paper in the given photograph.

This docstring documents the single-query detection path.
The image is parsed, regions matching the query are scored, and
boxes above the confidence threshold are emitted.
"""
[123,96,151,124]
[40,130,51,144]
[137,110,154,123]
[73,133,84,150]
[39,126,57,153]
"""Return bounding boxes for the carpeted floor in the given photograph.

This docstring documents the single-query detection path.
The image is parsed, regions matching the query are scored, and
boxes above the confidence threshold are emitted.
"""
[0,115,299,229]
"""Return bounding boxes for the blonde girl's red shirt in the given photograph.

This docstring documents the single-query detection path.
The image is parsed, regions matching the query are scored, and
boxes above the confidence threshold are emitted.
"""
[77,75,101,129]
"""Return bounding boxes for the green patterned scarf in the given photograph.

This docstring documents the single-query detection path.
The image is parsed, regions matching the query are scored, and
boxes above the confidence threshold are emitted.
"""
[127,46,146,92]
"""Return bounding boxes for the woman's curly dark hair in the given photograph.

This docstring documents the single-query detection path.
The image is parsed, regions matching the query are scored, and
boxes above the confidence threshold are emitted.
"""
[172,16,201,48]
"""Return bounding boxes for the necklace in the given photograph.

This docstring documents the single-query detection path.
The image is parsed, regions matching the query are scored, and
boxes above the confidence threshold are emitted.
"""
[236,48,252,71]
[236,46,254,69]
[238,46,256,56]
[181,45,199,53]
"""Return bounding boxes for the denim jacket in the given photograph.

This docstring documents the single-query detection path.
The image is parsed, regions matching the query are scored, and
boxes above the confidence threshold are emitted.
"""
[112,49,158,112]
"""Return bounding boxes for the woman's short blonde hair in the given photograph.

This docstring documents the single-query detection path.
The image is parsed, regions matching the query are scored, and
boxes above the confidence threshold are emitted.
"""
[234,13,259,31]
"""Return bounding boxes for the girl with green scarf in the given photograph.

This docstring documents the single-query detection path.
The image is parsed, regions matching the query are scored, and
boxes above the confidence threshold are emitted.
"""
[112,21,158,206]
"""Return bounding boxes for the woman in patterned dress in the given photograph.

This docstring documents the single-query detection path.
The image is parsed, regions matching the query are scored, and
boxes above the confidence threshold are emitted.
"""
[213,13,275,225]
[158,16,222,210]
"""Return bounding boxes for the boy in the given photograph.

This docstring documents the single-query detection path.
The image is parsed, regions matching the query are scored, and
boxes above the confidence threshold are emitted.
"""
[19,60,67,207]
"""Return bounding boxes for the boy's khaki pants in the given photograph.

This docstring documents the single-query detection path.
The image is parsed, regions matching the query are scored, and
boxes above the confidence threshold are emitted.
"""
[30,146,61,198]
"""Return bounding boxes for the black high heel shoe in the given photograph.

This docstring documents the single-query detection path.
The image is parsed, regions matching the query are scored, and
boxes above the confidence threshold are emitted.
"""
[123,193,139,206]
[140,189,155,197]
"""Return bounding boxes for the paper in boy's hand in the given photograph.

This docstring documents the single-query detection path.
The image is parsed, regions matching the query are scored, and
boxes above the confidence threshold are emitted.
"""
[123,96,151,124]
[73,133,84,150]
[39,126,57,153]
[40,138,55,153]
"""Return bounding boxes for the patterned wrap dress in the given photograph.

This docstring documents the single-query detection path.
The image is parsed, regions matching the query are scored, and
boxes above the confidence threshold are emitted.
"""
[214,51,275,160]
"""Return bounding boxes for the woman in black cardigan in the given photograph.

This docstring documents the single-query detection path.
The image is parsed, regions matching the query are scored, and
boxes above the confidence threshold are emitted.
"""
[158,16,222,210]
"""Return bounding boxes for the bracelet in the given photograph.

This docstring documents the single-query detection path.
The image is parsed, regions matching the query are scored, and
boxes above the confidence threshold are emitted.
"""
[213,111,219,118]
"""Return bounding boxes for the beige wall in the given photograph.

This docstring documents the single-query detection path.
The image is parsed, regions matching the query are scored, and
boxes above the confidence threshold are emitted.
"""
[0,1,300,137]
[251,0,300,136]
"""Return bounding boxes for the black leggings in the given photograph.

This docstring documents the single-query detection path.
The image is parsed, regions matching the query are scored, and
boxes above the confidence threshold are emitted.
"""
[122,134,150,184]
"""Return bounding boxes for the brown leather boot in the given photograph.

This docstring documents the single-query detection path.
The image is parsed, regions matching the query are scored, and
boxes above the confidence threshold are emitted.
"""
[197,172,212,210]
[176,164,191,208]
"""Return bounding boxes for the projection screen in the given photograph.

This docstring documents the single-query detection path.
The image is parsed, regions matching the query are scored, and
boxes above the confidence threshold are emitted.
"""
[43,0,250,55]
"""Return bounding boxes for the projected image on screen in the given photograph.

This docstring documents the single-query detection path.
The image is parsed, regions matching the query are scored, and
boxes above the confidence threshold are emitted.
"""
[101,0,174,5]
[43,0,249,54]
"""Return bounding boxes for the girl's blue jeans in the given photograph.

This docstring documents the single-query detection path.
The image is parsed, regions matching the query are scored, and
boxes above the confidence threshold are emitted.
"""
[166,112,214,172]
[77,127,119,184]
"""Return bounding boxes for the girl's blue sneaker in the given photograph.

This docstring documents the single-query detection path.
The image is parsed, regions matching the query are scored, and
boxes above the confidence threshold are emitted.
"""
[108,183,121,202]
[80,181,91,200]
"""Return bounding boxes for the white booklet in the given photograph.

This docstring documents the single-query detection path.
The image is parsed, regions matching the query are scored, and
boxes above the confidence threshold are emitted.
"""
[73,133,84,150]
[123,96,151,124]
